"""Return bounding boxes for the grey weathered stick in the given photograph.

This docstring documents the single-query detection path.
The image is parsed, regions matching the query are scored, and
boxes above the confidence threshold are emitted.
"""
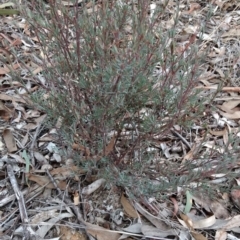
[7,164,36,239]
[1,185,43,228]
[171,129,191,150]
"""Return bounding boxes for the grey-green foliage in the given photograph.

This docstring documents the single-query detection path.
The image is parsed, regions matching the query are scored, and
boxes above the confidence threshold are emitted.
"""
[20,0,209,196]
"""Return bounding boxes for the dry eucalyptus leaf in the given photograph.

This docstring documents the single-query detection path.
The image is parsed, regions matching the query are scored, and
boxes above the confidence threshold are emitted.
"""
[141,223,178,238]
[209,129,226,136]
[135,202,172,231]
[219,110,240,120]
[122,223,142,234]
[3,128,17,152]
[21,132,29,147]
[72,143,91,157]
[34,151,48,164]
[222,28,240,37]
[220,100,240,113]
[30,209,58,224]
[50,165,86,179]
[192,193,229,219]
[231,189,240,208]
[0,100,12,121]
[85,222,120,240]
[121,194,138,218]
[0,93,27,103]
[178,212,193,229]
[223,215,240,230]
[215,229,227,240]
[36,212,74,238]
[82,178,106,195]
[27,173,67,190]
[191,214,216,229]
[8,154,27,164]
[191,231,208,240]
[73,191,80,205]
[59,226,87,240]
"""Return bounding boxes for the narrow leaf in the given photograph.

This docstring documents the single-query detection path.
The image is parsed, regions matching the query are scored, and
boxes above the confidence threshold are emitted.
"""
[0,9,19,15]
[184,190,192,214]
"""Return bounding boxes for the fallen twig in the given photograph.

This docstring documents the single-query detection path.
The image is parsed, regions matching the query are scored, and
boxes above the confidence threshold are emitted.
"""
[7,164,36,239]
[171,129,191,149]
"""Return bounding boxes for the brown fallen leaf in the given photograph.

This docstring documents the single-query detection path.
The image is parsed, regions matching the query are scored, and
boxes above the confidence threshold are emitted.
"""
[182,143,199,162]
[209,129,226,136]
[8,153,27,164]
[103,136,116,156]
[135,202,172,231]
[191,231,208,240]
[94,136,116,161]
[23,123,39,130]
[0,100,13,121]
[85,222,120,240]
[230,189,240,209]
[50,165,86,179]
[219,110,240,120]
[3,128,17,152]
[192,214,216,229]
[223,215,240,230]
[209,127,229,147]
[60,225,87,240]
[35,114,47,124]
[88,136,117,161]
[73,191,80,205]
[0,63,20,74]
[72,143,91,158]
[179,212,193,229]
[222,126,229,147]
[170,197,179,217]
[27,173,67,190]
[195,86,240,92]
[121,194,138,218]
[21,132,29,147]
[0,67,10,74]
[0,93,28,104]
[178,213,208,240]
[141,223,179,238]
[222,28,240,37]
[187,3,201,14]
[192,193,229,219]
[220,100,240,113]
[215,229,227,240]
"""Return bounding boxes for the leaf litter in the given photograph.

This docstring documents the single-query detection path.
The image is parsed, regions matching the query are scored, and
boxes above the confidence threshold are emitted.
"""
[1,0,240,239]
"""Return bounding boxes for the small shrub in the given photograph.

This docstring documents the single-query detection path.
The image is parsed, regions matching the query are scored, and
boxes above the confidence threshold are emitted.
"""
[19,0,218,197]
